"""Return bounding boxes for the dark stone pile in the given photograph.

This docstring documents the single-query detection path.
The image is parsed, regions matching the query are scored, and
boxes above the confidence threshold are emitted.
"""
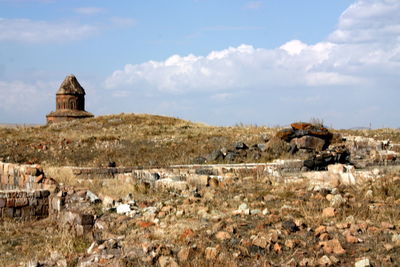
[276,122,350,170]
[276,122,333,152]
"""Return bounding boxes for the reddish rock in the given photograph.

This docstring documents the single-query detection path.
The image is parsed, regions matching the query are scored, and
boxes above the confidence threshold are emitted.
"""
[345,234,359,244]
[319,239,346,255]
[136,221,155,228]
[291,122,313,130]
[205,247,219,260]
[319,233,330,241]
[273,243,282,254]
[315,225,327,235]
[177,247,192,262]
[322,207,336,217]
[381,222,395,229]
[180,228,195,240]
[215,231,231,241]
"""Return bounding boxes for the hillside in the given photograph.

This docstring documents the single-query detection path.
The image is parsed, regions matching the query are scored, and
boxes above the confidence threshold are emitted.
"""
[1,113,399,168]
[0,113,277,167]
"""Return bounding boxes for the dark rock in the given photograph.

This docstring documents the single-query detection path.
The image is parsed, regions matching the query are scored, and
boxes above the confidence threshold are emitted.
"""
[108,161,116,168]
[304,146,351,170]
[291,136,326,151]
[276,128,295,142]
[225,152,238,162]
[192,157,207,164]
[207,150,224,161]
[195,168,216,175]
[235,142,248,150]
[289,144,298,155]
[152,173,160,180]
[282,220,299,233]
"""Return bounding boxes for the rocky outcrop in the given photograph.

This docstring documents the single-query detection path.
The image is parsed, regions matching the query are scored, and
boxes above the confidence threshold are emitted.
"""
[276,122,333,151]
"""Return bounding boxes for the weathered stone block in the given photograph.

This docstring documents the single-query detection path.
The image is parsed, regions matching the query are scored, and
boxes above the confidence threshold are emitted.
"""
[21,206,35,217]
[75,224,93,236]
[6,198,15,207]
[76,214,94,225]
[4,207,14,218]
[291,136,326,151]
[14,208,22,217]
[15,197,28,207]
[187,175,209,187]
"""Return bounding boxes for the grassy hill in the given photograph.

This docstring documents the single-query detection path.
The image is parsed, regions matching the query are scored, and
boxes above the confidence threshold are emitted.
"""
[1,113,399,168]
[0,113,276,167]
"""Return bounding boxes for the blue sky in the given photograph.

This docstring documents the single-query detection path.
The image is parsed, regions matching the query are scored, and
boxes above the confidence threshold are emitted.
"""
[0,0,399,128]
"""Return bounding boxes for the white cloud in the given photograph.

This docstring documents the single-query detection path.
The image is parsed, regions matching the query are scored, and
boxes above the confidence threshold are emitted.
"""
[329,0,400,43]
[0,80,55,121]
[245,1,264,10]
[105,0,400,97]
[109,17,136,27]
[75,7,105,15]
[0,18,98,43]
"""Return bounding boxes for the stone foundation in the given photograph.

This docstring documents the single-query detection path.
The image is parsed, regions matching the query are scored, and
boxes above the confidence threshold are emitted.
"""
[0,190,50,220]
[0,162,56,191]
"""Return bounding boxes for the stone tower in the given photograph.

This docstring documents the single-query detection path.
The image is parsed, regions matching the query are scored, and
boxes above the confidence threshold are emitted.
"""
[46,74,94,123]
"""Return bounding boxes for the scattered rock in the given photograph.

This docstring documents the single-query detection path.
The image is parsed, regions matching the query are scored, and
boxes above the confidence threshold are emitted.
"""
[322,207,336,217]
[354,258,370,267]
[215,231,231,241]
[116,204,131,214]
[318,255,332,266]
[319,239,346,255]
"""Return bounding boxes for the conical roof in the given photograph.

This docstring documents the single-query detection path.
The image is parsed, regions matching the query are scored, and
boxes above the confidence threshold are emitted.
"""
[56,74,86,95]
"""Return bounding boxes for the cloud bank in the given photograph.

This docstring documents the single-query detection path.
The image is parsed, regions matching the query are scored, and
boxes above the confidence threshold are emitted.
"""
[104,0,400,127]
[0,18,98,43]
[106,0,399,93]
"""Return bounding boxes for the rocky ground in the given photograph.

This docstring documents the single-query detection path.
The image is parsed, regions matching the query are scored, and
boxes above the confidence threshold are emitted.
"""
[1,115,400,266]
[1,165,400,266]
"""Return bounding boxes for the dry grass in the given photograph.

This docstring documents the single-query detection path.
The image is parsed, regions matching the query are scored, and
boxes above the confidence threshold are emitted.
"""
[0,113,277,168]
[0,218,90,266]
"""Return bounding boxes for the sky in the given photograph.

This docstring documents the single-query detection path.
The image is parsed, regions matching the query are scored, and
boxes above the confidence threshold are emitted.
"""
[0,0,399,128]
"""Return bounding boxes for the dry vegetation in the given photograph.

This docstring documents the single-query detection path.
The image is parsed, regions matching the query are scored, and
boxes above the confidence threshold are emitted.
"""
[1,169,400,266]
[0,113,280,168]
[1,114,400,266]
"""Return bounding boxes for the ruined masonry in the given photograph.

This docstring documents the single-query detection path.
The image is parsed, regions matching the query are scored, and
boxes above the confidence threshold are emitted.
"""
[46,74,94,123]
[0,162,56,220]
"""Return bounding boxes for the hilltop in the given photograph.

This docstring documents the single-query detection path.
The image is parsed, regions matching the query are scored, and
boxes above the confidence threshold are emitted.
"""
[1,113,400,168]
[0,113,276,167]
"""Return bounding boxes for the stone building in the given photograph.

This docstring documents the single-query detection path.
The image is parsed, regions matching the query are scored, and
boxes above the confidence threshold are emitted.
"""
[46,74,94,123]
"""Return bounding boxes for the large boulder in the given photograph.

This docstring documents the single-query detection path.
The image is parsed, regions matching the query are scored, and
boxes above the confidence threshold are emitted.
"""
[276,122,333,153]
[291,136,326,151]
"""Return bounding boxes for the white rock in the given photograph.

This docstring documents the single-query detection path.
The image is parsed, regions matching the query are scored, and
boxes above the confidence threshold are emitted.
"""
[262,208,270,215]
[238,203,248,211]
[86,190,100,203]
[116,204,131,214]
[330,194,346,208]
[365,190,373,199]
[392,234,400,242]
[102,196,114,208]
[250,209,261,215]
[355,258,370,267]
[143,206,157,215]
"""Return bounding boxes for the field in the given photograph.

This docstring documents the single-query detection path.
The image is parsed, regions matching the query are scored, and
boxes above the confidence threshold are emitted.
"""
[0,113,400,266]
